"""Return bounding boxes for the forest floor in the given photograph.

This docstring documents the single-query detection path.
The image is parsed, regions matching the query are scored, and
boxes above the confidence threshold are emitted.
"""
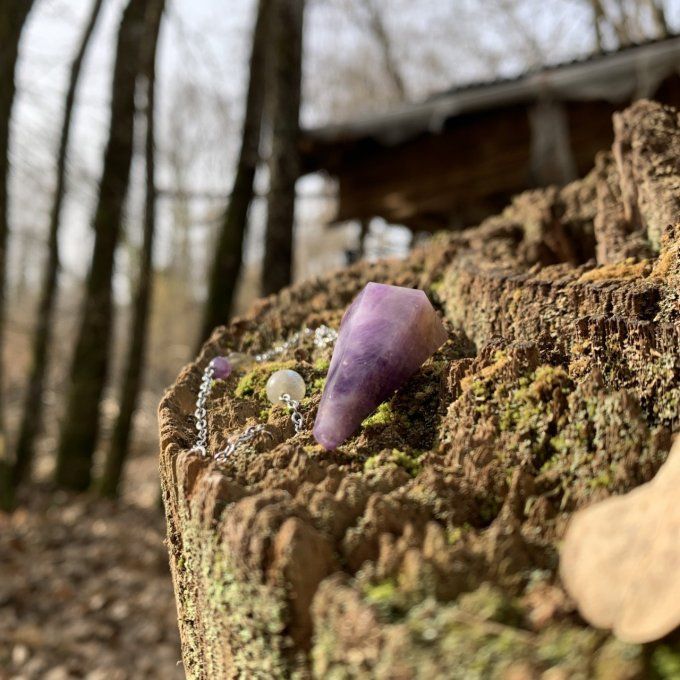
[0,448,183,679]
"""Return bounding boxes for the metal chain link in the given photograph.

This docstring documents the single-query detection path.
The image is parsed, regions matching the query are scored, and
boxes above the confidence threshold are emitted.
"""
[214,424,270,463]
[313,324,338,349]
[280,393,304,434]
[253,324,337,362]
[190,360,215,457]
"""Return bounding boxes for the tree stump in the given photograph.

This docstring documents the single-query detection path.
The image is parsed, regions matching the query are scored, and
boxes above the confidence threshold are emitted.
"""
[159,100,680,679]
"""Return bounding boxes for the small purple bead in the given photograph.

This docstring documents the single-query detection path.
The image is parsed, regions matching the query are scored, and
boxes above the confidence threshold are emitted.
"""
[211,356,232,380]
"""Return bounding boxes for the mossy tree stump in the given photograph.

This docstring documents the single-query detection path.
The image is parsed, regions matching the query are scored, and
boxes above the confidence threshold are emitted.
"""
[160,101,680,679]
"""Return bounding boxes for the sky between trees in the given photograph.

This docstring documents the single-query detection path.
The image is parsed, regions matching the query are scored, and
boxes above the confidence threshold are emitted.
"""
[9,0,680,304]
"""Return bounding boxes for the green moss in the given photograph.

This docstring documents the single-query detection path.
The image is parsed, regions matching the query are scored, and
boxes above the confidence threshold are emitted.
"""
[446,523,472,545]
[497,366,570,437]
[429,278,445,294]
[535,625,601,670]
[391,449,423,477]
[364,449,423,478]
[457,584,523,627]
[362,578,409,623]
[539,384,666,508]
[593,638,644,679]
[314,583,634,679]
[312,377,327,392]
[314,358,330,372]
[364,455,381,471]
[460,358,664,508]
[365,579,397,604]
[491,349,507,364]
[391,599,600,678]
[174,480,293,679]
[362,401,395,428]
[203,533,290,678]
[651,644,680,679]
[586,470,613,490]
[461,364,573,469]
[478,497,502,525]
[471,379,491,402]
[234,361,296,401]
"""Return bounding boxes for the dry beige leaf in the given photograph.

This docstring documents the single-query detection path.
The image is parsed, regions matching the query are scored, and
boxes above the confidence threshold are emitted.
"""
[560,436,680,643]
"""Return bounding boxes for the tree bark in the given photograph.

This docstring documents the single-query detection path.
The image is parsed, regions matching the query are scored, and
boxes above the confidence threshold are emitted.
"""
[589,0,605,51]
[365,0,407,101]
[648,0,669,38]
[11,0,105,492]
[610,0,633,46]
[196,0,271,350]
[99,0,165,499]
[0,0,34,509]
[261,0,305,297]
[55,0,150,491]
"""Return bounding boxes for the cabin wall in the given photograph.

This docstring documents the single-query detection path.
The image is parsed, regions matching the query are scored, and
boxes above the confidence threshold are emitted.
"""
[308,72,680,232]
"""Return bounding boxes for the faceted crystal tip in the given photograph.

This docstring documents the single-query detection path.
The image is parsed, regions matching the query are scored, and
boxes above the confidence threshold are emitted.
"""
[313,282,447,450]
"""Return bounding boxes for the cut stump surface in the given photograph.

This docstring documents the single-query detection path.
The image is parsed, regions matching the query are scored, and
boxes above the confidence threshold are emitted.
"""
[160,101,680,679]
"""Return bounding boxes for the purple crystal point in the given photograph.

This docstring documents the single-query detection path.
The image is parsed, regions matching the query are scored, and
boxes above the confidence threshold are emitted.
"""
[211,356,232,380]
[313,282,447,450]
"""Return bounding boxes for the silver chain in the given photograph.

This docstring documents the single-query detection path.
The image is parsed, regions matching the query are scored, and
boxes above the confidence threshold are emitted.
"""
[191,325,336,461]
[280,393,304,433]
[214,424,271,463]
[191,360,215,457]
[313,325,338,349]
[254,324,337,362]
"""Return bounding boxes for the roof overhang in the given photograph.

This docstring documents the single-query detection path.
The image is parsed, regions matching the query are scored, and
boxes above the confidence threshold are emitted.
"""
[301,35,680,153]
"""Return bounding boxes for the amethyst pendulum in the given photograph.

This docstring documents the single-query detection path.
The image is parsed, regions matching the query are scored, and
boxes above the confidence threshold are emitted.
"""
[313,282,447,450]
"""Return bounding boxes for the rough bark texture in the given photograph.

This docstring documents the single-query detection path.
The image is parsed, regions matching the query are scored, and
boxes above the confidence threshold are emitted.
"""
[99,0,164,498]
[160,101,680,679]
[0,0,35,508]
[13,0,104,489]
[197,0,271,350]
[55,0,149,491]
[261,0,304,296]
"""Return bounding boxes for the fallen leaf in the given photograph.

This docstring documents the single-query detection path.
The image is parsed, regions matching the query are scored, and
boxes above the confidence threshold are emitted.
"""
[560,436,680,643]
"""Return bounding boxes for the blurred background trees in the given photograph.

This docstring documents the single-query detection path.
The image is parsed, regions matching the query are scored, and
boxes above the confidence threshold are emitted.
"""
[0,0,677,505]
[198,0,271,348]
[100,0,165,498]
[0,0,35,507]
[55,0,156,491]
[12,0,104,496]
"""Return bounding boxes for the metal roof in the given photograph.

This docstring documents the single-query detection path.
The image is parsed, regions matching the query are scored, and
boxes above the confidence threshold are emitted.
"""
[303,34,680,148]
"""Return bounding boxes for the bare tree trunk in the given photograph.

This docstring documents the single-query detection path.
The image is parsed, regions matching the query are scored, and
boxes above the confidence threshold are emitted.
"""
[365,0,407,100]
[196,0,271,349]
[647,0,669,37]
[99,0,165,498]
[590,0,605,51]
[12,0,104,492]
[261,0,305,297]
[0,0,34,509]
[608,0,633,46]
[55,0,149,491]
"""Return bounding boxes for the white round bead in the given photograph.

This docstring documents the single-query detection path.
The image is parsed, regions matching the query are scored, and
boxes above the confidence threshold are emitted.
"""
[266,369,306,404]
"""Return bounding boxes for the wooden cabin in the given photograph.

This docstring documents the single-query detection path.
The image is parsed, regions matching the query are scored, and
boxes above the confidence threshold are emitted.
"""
[299,35,680,232]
